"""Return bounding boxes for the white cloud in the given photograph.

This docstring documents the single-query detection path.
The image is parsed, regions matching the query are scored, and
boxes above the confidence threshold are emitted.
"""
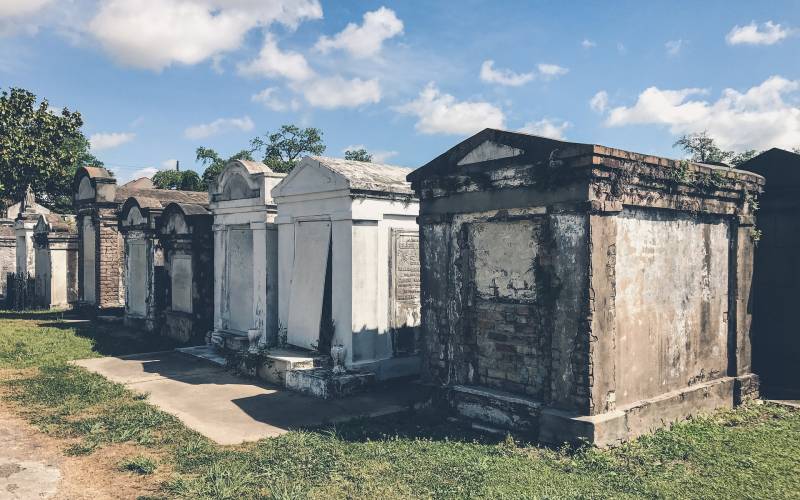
[603,76,800,151]
[590,90,609,113]
[0,0,51,17]
[581,39,596,49]
[726,21,790,46]
[518,119,570,140]
[118,166,158,185]
[89,132,135,151]
[87,0,322,71]
[238,34,314,81]
[537,63,568,79]
[315,6,403,59]
[251,87,299,112]
[342,144,398,163]
[480,60,534,87]
[395,83,506,135]
[665,39,685,56]
[184,116,254,140]
[300,76,381,109]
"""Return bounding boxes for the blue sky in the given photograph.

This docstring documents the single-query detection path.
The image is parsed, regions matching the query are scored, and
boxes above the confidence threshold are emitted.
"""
[2,0,799,182]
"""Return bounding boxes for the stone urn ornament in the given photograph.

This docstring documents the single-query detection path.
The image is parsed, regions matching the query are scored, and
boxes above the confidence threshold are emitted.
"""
[331,344,347,375]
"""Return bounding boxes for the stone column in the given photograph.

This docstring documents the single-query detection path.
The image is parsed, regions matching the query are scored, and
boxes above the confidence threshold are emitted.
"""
[15,218,36,277]
[730,214,759,403]
[211,224,226,345]
[250,221,268,349]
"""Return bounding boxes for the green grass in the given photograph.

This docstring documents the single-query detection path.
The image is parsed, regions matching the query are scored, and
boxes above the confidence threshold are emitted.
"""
[2,312,800,499]
[120,455,159,475]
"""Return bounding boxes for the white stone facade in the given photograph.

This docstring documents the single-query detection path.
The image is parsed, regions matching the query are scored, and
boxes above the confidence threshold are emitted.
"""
[33,214,78,308]
[272,156,421,378]
[209,160,285,351]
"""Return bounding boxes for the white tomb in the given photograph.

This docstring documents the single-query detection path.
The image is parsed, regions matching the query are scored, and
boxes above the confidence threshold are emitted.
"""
[272,156,421,379]
[208,160,286,351]
[14,187,51,278]
[33,214,78,308]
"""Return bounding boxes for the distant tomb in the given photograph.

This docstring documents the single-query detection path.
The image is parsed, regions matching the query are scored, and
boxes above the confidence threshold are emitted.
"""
[208,160,285,351]
[272,156,421,381]
[407,128,764,445]
[33,214,78,309]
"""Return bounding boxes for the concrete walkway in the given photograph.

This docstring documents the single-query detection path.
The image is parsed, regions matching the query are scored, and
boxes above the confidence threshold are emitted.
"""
[73,352,423,445]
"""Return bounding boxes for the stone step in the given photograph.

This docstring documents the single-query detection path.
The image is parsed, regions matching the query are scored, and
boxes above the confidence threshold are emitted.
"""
[285,368,376,400]
[256,347,328,385]
[176,345,227,366]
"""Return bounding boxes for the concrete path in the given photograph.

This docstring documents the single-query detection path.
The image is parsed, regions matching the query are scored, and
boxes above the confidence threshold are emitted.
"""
[73,351,422,445]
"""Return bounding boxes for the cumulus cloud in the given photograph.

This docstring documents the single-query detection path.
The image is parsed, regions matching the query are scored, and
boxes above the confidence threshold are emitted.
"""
[726,21,790,46]
[537,63,569,79]
[299,76,381,109]
[480,60,534,87]
[184,116,254,140]
[581,39,596,49]
[0,0,51,17]
[395,83,505,135]
[251,87,299,112]
[590,90,609,113]
[89,131,135,151]
[603,76,800,151]
[87,0,322,70]
[343,144,398,163]
[238,34,314,81]
[315,6,403,58]
[665,39,685,56]
[518,119,570,140]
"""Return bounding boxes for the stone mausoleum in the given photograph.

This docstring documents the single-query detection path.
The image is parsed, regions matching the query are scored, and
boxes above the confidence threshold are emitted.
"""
[157,202,214,343]
[14,187,51,278]
[208,160,285,351]
[741,148,800,399]
[273,156,421,380]
[33,213,78,309]
[119,191,207,332]
[407,128,763,446]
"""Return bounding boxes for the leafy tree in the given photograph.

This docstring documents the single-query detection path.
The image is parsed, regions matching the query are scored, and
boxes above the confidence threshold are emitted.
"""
[151,169,203,191]
[674,131,760,168]
[0,87,101,212]
[196,147,254,188]
[250,124,325,173]
[344,148,372,162]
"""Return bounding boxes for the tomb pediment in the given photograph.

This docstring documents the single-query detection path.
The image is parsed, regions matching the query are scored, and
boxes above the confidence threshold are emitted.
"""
[457,140,524,166]
[272,160,346,198]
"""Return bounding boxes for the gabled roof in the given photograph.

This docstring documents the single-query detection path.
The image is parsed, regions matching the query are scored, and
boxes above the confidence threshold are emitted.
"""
[274,156,413,198]
[739,148,800,187]
[116,189,208,206]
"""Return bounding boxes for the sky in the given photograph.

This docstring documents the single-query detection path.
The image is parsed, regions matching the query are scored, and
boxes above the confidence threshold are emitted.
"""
[1,0,799,183]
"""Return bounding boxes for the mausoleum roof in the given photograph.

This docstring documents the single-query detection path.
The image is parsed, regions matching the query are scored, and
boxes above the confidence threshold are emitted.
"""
[117,189,208,206]
[305,156,413,195]
[36,214,76,233]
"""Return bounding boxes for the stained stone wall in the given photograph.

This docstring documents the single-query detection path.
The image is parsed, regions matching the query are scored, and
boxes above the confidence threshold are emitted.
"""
[408,128,764,445]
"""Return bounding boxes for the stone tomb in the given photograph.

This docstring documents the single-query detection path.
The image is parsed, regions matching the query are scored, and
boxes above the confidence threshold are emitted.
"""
[14,187,51,278]
[741,148,800,398]
[407,128,764,445]
[209,160,285,351]
[33,214,78,309]
[273,156,421,384]
[119,191,207,332]
[0,222,13,299]
[156,202,214,343]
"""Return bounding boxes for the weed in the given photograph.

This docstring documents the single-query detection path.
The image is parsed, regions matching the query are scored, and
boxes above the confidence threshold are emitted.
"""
[120,455,158,475]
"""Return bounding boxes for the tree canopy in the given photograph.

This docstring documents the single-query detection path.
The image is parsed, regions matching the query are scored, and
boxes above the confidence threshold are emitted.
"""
[196,147,255,188]
[0,87,101,212]
[344,148,372,162]
[250,124,325,173]
[673,131,758,168]
[151,169,203,191]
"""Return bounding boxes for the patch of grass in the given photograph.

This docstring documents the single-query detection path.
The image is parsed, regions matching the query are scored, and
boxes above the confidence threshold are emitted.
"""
[120,455,158,475]
[2,313,800,499]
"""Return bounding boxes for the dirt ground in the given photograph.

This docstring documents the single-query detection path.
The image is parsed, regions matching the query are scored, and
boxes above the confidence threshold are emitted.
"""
[0,398,166,499]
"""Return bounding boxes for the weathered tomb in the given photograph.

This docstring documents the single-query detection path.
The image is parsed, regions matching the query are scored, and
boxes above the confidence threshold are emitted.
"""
[272,156,420,386]
[741,148,800,398]
[33,214,78,309]
[208,160,285,351]
[119,191,208,332]
[156,202,214,343]
[14,187,51,278]
[407,128,763,445]
[0,222,13,299]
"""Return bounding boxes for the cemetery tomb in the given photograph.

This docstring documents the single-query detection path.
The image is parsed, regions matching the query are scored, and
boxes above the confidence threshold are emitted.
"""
[208,160,285,352]
[272,155,421,388]
[407,128,764,446]
[33,214,78,309]
[14,186,50,278]
[157,202,214,343]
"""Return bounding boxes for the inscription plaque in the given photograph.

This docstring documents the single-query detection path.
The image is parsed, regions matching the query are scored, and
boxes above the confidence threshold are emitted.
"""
[390,229,421,329]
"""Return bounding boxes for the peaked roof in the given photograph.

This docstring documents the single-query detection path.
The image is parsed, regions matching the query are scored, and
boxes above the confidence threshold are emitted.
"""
[304,156,413,194]
[739,148,800,187]
[116,189,208,206]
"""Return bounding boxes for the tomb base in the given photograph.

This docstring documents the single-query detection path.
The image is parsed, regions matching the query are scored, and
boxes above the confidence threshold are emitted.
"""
[446,375,756,447]
[285,368,376,400]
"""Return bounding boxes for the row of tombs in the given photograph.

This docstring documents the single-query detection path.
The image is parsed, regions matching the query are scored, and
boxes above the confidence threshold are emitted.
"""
[9,128,798,446]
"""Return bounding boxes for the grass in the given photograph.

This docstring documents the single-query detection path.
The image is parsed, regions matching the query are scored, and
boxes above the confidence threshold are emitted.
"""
[1,311,800,499]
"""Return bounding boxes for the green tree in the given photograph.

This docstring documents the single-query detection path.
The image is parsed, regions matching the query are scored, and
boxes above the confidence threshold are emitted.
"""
[673,131,759,168]
[344,148,372,162]
[195,147,255,188]
[0,87,101,212]
[151,169,203,191]
[250,124,325,173]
